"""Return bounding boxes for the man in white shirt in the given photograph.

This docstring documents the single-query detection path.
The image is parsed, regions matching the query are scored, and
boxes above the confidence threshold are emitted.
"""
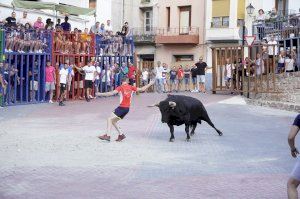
[101,66,111,92]
[155,61,164,93]
[106,20,113,32]
[268,36,278,73]
[75,61,96,102]
[18,11,31,26]
[59,64,69,106]
[95,62,101,93]
[224,58,232,89]
[142,68,149,86]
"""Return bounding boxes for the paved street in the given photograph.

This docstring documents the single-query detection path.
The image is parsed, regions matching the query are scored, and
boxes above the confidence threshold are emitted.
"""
[0,92,298,199]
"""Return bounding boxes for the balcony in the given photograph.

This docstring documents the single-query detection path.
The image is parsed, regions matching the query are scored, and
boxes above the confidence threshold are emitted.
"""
[155,27,199,44]
[252,12,300,41]
[132,27,156,44]
[206,27,240,41]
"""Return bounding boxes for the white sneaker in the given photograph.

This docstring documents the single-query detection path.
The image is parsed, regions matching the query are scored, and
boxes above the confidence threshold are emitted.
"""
[49,100,54,104]
[89,95,95,99]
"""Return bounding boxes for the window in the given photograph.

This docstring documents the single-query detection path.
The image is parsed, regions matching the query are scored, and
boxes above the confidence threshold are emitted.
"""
[222,17,229,27]
[144,10,152,32]
[179,6,191,34]
[211,16,229,27]
[166,7,170,28]
[174,55,194,62]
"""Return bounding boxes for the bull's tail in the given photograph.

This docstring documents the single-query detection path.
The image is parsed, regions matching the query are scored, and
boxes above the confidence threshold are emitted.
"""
[201,115,223,136]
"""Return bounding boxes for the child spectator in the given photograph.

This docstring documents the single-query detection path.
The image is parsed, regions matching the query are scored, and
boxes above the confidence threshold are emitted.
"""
[278,50,286,73]
[55,18,61,29]
[33,17,45,29]
[45,61,56,103]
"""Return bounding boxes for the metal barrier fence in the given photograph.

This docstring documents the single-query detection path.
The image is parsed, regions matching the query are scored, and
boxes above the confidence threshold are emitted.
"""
[211,44,279,96]
[0,53,51,106]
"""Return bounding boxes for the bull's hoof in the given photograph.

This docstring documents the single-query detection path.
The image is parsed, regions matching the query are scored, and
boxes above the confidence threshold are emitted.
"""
[169,138,175,142]
[218,132,223,136]
[190,132,195,136]
[186,138,191,142]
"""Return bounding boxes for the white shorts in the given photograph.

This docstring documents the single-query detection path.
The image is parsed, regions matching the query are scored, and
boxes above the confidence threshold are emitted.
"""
[45,82,55,91]
[291,158,300,181]
[74,80,83,89]
[30,81,38,91]
[197,75,205,83]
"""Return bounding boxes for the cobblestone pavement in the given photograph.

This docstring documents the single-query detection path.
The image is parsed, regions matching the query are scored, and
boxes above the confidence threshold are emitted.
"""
[0,92,298,199]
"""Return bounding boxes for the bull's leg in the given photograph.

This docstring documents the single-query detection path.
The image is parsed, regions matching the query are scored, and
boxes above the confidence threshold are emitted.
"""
[168,124,175,142]
[185,124,190,142]
[190,123,197,136]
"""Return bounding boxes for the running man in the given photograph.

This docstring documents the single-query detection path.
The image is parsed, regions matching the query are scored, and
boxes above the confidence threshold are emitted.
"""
[287,114,300,199]
[96,78,154,142]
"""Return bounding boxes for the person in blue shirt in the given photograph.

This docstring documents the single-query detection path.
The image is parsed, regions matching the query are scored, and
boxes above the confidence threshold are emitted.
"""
[61,16,71,32]
[288,114,300,199]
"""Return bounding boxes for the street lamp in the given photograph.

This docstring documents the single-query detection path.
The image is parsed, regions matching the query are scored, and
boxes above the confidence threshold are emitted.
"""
[246,3,255,16]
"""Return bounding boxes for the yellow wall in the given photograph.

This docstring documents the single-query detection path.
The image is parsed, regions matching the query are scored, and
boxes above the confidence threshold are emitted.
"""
[237,0,245,19]
[212,0,230,17]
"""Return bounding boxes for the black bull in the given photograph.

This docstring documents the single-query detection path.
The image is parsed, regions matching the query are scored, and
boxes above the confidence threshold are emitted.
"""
[149,95,223,142]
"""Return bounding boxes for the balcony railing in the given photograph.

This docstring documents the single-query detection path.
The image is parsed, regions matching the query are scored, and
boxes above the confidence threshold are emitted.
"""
[155,27,199,36]
[132,27,156,43]
[252,12,300,41]
[141,0,151,4]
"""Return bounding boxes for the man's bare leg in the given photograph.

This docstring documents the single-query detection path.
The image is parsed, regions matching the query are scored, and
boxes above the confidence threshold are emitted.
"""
[288,178,300,199]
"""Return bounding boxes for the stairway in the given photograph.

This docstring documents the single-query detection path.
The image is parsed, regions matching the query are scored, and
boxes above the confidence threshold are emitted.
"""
[245,72,300,112]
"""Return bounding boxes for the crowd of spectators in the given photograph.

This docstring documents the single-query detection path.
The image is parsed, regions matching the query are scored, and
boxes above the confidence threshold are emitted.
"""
[1,11,133,56]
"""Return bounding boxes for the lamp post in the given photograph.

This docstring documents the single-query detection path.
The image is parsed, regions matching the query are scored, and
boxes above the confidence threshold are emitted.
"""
[245,3,255,98]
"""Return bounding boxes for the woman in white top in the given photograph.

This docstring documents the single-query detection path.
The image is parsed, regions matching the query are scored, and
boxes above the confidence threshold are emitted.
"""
[255,53,264,76]
[285,54,295,73]
[256,9,266,22]
[278,50,286,73]
[224,58,232,89]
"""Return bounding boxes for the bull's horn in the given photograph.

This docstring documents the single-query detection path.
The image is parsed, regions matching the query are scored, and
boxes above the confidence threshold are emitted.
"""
[169,101,176,108]
[147,103,159,108]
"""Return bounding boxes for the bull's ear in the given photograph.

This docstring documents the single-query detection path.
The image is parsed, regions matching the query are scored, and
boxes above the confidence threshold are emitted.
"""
[169,101,176,108]
[147,103,159,108]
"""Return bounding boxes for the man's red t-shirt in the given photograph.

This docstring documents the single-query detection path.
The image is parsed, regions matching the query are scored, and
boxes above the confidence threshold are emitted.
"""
[177,68,184,79]
[128,66,136,79]
[115,83,137,108]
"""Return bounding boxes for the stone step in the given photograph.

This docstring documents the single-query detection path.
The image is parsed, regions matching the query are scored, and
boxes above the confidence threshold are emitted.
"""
[246,99,300,112]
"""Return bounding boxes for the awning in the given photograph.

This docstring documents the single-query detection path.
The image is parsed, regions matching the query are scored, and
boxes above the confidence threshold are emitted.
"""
[11,0,95,16]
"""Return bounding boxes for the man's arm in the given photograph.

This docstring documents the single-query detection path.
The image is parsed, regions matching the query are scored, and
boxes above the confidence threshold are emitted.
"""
[73,65,83,71]
[288,125,300,158]
[137,80,155,92]
[96,90,118,97]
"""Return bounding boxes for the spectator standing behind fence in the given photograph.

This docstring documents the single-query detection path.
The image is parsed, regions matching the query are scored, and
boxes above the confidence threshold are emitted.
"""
[61,16,71,32]
[255,53,264,76]
[195,57,207,93]
[18,11,31,26]
[268,36,278,72]
[191,65,197,92]
[106,20,113,32]
[169,66,177,93]
[224,58,232,89]
[101,66,112,92]
[29,63,38,102]
[285,54,295,73]
[45,18,54,30]
[33,17,45,29]
[287,114,300,199]
[5,12,17,28]
[45,61,56,104]
[55,18,61,29]
[184,65,191,91]
[95,62,101,94]
[120,62,128,81]
[74,61,96,102]
[58,64,69,106]
[128,62,136,86]
[141,68,149,86]
[278,50,286,73]
[90,22,100,34]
